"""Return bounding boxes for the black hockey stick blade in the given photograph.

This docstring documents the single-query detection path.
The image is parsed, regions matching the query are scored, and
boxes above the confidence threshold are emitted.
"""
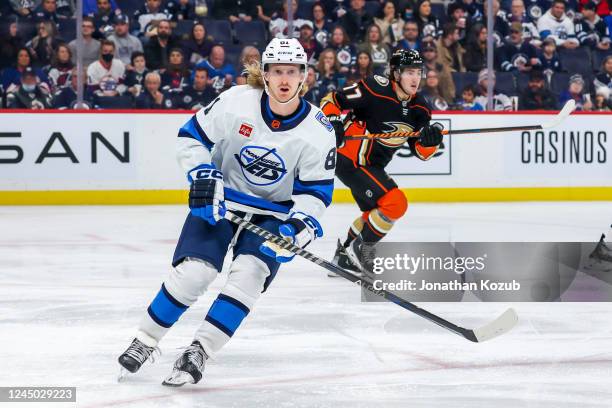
[225,211,518,343]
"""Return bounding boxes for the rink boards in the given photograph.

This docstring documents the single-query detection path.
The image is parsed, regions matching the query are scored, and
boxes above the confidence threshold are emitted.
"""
[0,110,610,204]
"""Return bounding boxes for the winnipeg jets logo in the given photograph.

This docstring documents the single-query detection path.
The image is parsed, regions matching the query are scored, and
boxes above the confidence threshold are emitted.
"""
[234,146,287,186]
[378,122,415,147]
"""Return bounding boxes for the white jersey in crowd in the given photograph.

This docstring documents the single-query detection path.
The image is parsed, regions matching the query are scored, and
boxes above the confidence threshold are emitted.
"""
[537,9,579,46]
[177,84,337,220]
[475,93,513,111]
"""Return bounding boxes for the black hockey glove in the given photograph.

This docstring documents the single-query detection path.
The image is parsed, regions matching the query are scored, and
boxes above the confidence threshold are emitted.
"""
[418,123,444,147]
[328,115,345,148]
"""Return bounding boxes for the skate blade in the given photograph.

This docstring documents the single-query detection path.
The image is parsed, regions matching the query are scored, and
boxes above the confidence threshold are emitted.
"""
[117,367,131,383]
[162,370,196,387]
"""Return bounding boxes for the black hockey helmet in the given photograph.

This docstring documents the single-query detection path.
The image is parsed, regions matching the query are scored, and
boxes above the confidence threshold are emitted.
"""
[389,49,425,79]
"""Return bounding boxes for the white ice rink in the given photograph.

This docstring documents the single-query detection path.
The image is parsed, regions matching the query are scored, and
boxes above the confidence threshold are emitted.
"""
[0,202,611,408]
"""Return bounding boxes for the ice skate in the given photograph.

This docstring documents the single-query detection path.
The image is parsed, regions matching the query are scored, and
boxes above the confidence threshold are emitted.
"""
[117,338,160,381]
[345,237,377,277]
[162,341,208,387]
[329,239,361,277]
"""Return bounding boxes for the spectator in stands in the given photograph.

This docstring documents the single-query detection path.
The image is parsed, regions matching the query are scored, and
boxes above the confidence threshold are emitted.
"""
[312,2,334,49]
[519,69,557,110]
[559,73,593,110]
[537,0,579,49]
[422,40,456,103]
[175,67,216,109]
[578,0,610,18]
[535,37,562,72]
[1,47,48,91]
[395,20,421,51]
[358,24,391,74]
[299,21,323,61]
[195,44,236,94]
[89,0,117,36]
[592,87,611,110]
[235,45,260,85]
[135,71,174,108]
[437,22,465,72]
[133,0,173,35]
[83,0,117,17]
[420,69,449,110]
[339,0,374,42]
[166,0,195,21]
[329,25,357,74]
[499,21,538,72]
[576,1,611,50]
[347,50,373,84]
[474,68,513,110]
[270,0,312,39]
[303,65,321,104]
[27,21,62,68]
[455,84,484,110]
[457,0,482,22]
[447,1,468,42]
[6,67,52,109]
[52,68,95,109]
[160,48,189,91]
[374,1,405,47]
[469,0,509,47]
[69,17,101,67]
[33,0,61,23]
[46,43,73,91]
[0,22,24,70]
[182,22,214,66]
[255,0,281,24]
[10,0,38,18]
[212,0,256,23]
[315,48,346,97]
[144,19,178,70]
[506,0,540,47]
[415,0,442,41]
[87,40,126,96]
[593,55,612,97]
[463,23,487,72]
[125,51,148,97]
[107,15,143,66]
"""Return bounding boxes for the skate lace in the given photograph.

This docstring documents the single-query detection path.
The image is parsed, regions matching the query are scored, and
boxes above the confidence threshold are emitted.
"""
[125,340,161,364]
[182,343,206,369]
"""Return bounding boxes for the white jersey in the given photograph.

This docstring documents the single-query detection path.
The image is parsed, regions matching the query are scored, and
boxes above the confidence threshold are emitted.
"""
[176,85,337,220]
[537,10,578,46]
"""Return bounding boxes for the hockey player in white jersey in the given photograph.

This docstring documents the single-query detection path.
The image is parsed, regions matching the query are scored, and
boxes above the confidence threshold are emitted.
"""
[117,38,336,386]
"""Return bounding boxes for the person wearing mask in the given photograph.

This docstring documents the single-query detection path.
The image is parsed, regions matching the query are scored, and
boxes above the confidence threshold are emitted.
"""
[6,67,52,109]
[87,40,126,96]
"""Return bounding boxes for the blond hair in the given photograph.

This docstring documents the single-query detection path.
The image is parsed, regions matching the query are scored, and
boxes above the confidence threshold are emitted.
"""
[244,61,308,96]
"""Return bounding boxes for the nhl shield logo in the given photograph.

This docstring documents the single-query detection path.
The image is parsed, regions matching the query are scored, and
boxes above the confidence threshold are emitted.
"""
[239,123,253,137]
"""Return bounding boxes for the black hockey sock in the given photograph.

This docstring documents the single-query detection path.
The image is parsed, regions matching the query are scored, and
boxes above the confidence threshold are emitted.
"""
[360,220,386,243]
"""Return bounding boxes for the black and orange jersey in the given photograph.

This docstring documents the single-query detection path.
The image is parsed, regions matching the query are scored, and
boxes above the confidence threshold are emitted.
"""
[321,75,437,168]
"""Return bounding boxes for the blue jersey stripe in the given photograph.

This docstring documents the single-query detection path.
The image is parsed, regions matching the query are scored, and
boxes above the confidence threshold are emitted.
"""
[178,116,214,150]
[293,179,334,207]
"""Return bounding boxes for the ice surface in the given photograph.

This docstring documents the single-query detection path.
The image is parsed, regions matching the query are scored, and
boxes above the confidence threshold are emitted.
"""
[0,203,610,408]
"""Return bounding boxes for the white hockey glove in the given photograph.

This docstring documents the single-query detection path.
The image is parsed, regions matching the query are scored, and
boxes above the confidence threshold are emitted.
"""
[259,212,323,263]
[188,164,226,225]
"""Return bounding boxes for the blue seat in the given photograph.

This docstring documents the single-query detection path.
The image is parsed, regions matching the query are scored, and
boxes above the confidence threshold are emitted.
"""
[234,21,267,47]
[17,20,36,39]
[223,44,243,75]
[592,49,612,73]
[174,19,196,38]
[93,95,133,109]
[549,72,571,95]
[431,3,447,24]
[496,71,516,96]
[58,18,76,42]
[558,47,592,77]
[199,18,232,44]
[365,1,381,17]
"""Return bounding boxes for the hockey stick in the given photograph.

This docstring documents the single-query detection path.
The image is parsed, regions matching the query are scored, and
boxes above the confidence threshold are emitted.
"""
[225,211,518,343]
[346,99,576,140]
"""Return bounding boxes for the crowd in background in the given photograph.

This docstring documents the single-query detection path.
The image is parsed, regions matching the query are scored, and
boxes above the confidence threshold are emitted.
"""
[0,0,611,111]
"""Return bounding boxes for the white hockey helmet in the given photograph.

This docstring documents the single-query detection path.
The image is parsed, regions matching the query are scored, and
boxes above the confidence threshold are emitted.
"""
[261,38,308,105]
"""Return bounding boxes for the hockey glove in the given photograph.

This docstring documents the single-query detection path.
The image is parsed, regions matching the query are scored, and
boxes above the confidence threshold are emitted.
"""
[418,122,444,147]
[259,212,323,263]
[328,115,346,148]
[188,164,226,225]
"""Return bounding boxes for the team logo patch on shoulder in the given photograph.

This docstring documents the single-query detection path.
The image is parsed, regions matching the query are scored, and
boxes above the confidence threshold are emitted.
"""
[374,75,389,86]
[239,123,253,137]
[315,111,334,132]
